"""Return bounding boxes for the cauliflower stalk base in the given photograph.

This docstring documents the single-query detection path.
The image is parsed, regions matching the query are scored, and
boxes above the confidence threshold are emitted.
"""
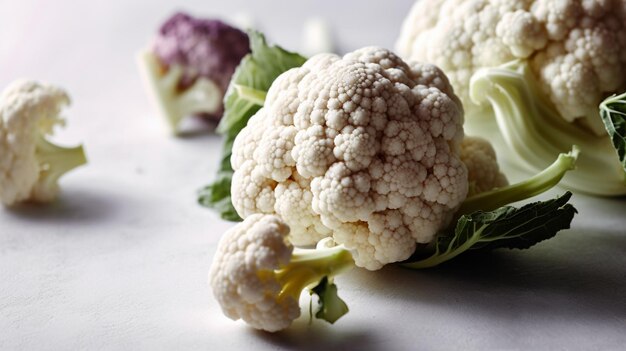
[468,61,626,195]
[32,135,87,202]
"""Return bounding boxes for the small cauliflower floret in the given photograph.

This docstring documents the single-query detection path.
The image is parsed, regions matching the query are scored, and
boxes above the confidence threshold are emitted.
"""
[137,12,250,134]
[209,214,354,332]
[397,0,626,135]
[231,47,469,270]
[0,80,87,206]
[460,136,508,196]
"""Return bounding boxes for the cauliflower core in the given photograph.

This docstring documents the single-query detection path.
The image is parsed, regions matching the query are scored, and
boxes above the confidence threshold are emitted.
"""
[396,0,626,135]
[231,48,468,270]
[0,80,86,205]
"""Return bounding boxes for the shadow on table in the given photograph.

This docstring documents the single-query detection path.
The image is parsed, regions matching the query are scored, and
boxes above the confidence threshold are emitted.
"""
[175,118,218,139]
[4,186,118,224]
[349,227,626,320]
[253,319,379,351]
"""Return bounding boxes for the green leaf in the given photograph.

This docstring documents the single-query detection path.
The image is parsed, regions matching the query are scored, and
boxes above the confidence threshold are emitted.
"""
[197,173,241,221]
[599,92,626,173]
[310,276,349,324]
[198,31,307,221]
[403,192,577,269]
[217,30,307,135]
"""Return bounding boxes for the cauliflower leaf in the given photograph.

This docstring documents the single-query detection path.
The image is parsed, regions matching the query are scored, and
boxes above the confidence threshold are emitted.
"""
[217,31,307,135]
[198,31,306,220]
[404,192,576,269]
[310,276,349,325]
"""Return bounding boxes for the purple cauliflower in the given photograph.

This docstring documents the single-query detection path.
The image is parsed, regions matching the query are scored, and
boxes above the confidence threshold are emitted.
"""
[138,12,250,134]
[153,13,250,93]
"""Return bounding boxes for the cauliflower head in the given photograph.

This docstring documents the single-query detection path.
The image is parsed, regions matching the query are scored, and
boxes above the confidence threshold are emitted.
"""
[0,80,86,206]
[396,0,626,135]
[230,47,468,270]
[209,214,354,332]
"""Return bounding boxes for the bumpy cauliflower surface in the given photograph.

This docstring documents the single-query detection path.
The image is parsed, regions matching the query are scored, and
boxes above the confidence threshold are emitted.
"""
[396,0,626,135]
[0,80,86,206]
[460,136,508,196]
[230,47,469,270]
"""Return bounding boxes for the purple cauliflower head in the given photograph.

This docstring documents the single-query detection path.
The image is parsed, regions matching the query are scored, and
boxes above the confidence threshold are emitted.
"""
[153,12,250,93]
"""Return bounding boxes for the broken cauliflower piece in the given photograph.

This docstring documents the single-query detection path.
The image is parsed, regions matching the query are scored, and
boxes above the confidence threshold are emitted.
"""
[0,80,86,206]
[209,214,353,332]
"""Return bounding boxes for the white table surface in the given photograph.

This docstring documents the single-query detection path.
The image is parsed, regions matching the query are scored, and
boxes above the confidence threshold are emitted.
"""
[1,1,626,350]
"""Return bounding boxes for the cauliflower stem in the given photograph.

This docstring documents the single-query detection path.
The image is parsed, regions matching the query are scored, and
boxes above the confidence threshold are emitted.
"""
[277,245,354,300]
[459,146,578,215]
[35,135,87,192]
[233,84,267,107]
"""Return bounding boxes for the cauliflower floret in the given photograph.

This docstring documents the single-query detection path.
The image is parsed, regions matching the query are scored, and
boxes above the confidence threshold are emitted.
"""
[231,47,468,270]
[209,214,353,332]
[0,80,86,206]
[137,12,251,133]
[397,0,626,135]
[460,136,508,196]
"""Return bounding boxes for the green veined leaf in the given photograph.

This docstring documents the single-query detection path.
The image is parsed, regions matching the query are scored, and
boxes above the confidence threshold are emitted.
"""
[217,30,307,135]
[403,192,577,269]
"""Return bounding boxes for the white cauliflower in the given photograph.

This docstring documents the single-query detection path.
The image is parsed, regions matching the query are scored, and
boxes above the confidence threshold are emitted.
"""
[396,0,626,135]
[230,47,471,270]
[460,136,508,196]
[209,214,354,332]
[0,80,86,206]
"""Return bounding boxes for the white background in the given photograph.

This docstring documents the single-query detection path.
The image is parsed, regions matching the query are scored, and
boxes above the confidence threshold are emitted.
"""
[1,1,625,350]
